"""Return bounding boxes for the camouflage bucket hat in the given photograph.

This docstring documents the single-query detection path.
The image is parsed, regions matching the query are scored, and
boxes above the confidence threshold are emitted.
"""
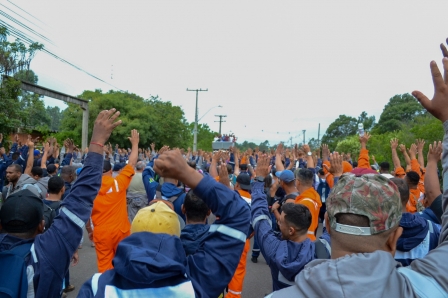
[327,173,402,235]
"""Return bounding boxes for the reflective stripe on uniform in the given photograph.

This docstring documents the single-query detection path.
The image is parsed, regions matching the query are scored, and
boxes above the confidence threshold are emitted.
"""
[61,207,85,229]
[91,273,102,296]
[252,215,272,229]
[209,224,246,243]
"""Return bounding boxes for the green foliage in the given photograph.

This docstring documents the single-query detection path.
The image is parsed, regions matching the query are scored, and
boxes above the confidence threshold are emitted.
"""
[373,93,426,134]
[59,90,200,149]
[335,136,360,159]
[321,114,358,150]
[0,77,22,133]
[188,123,217,151]
[46,106,63,131]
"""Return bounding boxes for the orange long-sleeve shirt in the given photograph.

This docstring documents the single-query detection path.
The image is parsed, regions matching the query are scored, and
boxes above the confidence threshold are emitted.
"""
[295,187,322,241]
[358,149,371,169]
[410,159,426,194]
[406,188,422,213]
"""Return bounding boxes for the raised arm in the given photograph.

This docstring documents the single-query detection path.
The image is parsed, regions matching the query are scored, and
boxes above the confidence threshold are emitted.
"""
[275,143,285,171]
[209,151,221,178]
[399,144,411,171]
[358,132,371,169]
[416,139,426,169]
[390,138,402,170]
[410,56,448,286]
[154,149,251,297]
[127,129,139,167]
[24,136,34,175]
[425,141,442,210]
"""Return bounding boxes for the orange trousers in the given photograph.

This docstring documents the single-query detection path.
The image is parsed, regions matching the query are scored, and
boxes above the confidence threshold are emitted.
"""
[226,239,250,297]
[93,229,130,273]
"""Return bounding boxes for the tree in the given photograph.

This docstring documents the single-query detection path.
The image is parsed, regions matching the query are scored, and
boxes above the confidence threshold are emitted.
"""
[358,111,376,131]
[373,93,426,134]
[321,115,358,150]
[0,26,44,134]
[46,106,63,131]
[60,90,193,149]
[188,123,216,151]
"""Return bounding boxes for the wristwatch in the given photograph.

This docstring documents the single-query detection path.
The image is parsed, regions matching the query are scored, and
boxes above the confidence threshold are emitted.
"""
[254,176,265,182]
[307,152,312,156]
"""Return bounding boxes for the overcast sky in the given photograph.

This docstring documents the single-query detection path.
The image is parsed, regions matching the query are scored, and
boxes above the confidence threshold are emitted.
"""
[3,1,448,146]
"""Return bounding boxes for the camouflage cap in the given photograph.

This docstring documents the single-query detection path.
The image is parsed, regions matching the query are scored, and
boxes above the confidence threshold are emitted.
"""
[327,173,402,236]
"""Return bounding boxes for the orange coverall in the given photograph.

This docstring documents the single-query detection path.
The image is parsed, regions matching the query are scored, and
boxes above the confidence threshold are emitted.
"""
[91,164,135,272]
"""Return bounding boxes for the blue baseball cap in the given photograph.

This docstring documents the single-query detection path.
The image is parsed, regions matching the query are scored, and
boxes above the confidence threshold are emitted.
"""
[275,170,295,183]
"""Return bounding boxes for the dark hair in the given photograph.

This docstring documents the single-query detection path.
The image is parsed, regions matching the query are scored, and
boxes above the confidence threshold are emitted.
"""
[31,166,43,178]
[295,168,314,186]
[282,203,312,234]
[61,165,76,176]
[390,177,409,207]
[184,190,209,222]
[46,164,57,174]
[226,164,233,175]
[264,174,273,189]
[318,169,325,175]
[187,160,196,169]
[379,161,390,172]
[8,164,22,173]
[12,152,20,161]
[352,161,358,168]
[240,164,248,171]
[1,220,36,237]
[48,176,65,194]
[405,171,420,186]
[335,213,369,227]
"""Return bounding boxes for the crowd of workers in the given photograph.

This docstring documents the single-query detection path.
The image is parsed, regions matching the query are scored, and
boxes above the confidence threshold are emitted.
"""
[1,41,448,298]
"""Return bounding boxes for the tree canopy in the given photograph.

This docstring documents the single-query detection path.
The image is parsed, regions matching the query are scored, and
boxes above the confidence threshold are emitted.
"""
[373,93,426,134]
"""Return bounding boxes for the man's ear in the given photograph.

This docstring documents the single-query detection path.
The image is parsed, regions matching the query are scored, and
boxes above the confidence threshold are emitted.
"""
[387,226,403,256]
[324,212,331,235]
[38,219,45,234]
[289,225,295,236]
[206,209,211,217]
[181,204,186,215]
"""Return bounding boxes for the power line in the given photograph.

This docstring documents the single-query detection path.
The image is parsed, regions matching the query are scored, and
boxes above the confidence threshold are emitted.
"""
[0,17,124,92]
[0,4,49,44]
[6,0,46,25]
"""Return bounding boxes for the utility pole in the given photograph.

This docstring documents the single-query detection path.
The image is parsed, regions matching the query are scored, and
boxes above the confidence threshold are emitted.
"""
[317,123,321,147]
[187,88,208,152]
[214,115,227,135]
[302,130,306,145]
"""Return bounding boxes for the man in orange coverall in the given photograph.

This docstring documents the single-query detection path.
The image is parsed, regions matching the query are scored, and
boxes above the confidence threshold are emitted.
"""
[90,129,139,272]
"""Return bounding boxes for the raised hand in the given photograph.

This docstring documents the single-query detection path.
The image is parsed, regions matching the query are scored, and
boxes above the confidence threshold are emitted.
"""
[255,154,271,178]
[128,129,140,146]
[328,152,343,177]
[427,141,442,163]
[390,138,399,150]
[64,139,75,153]
[413,58,448,122]
[398,144,406,153]
[276,143,284,156]
[90,108,122,146]
[416,139,425,152]
[218,163,231,189]
[408,143,417,159]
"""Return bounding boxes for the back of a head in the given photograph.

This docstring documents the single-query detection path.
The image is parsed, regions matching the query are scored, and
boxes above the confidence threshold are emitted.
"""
[326,173,402,251]
[0,189,43,237]
[46,164,57,175]
[226,164,233,175]
[295,168,314,186]
[48,176,65,195]
[380,161,390,173]
[12,152,20,161]
[135,161,146,171]
[282,203,311,235]
[31,166,43,178]
[405,171,420,187]
[390,178,410,208]
[61,165,76,177]
[184,190,209,223]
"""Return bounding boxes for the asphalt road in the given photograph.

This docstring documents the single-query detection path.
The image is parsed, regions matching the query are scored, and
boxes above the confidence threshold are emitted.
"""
[68,230,273,297]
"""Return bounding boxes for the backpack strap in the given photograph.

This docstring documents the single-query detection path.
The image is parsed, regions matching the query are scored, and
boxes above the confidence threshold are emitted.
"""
[397,267,448,298]
[155,184,162,199]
